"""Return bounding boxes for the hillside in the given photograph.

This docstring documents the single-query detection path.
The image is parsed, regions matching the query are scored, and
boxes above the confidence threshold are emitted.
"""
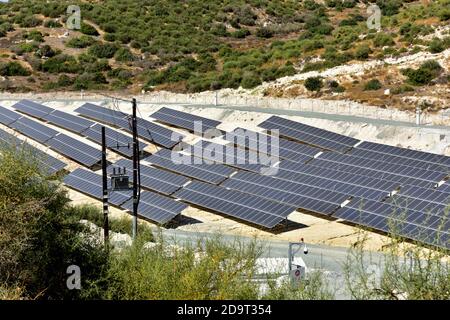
[0,0,449,111]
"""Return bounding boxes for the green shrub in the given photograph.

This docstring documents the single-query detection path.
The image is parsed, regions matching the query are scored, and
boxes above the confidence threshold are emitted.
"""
[241,72,262,88]
[89,43,120,58]
[391,84,414,94]
[66,35,96,48]
[304,77,323,92]
[22,30,44,42]
[438,8,450,21]
[428,38,445,54]
[19,15,42,28]
[364,79,382,90]
[80,22,99,36]
[256,27,273,38]
[355,45,372,60]
[44,19,62,28]
[41,54,81,73]
[401,60,443,86]
[114,47,135,62]
[0,61,31,76]
[373,33,395,47]
[74,72,108,89]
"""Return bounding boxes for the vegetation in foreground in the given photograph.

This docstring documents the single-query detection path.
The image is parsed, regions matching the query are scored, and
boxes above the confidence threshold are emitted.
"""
[0,145,449,300]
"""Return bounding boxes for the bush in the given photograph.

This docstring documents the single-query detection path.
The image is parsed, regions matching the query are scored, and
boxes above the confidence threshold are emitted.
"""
[373,34,395,47]
[44,19,62,28]
[402,60,443,86]
[80,22,99,36]
[438,8,450,21]
[19,15,42,28]
[114,47,135,62]
[74,72,108,89]
[256,27,273,39]
[0,61,31,76]
[428,38,445,54]
[355,45,372,60]
[41,54,80,73]
[364,79,382,90]
[89,43,119,59]
[304,77,323,92]
[66,35,96,48]
[241,72,262,88]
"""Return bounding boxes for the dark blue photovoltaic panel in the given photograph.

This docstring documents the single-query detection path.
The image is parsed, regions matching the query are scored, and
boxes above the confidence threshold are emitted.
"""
[82,124,147,158]
[189,140,280,174]
[47,134,101,167]
[43,110,95,134]
[64,168,131,206]
[108,159,190,195]
[75,103,183,148]
[0,128,66,175]
[334,199,449,249]
[348,147,448,173]
[224,127,320,162]
[12,99,54,119]
[173,181,296,228]
[220,171,350,214]
[144,149,236,184]
[150,107,221,133]
[121,190,188,224]
[386,196,447,218]
[0,106,22,125]
[275,160,400,193]
[9,116,58,144]
[397,185,450,205]
[317,152,446,183]
[258,116,359,152]
[308,157,436,189]
[438,181,450,193]
[356,141,450,169]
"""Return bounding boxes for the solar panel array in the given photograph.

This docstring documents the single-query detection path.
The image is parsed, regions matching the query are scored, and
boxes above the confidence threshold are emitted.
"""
[43,110,95,134]
[10,116,59,144]
[13,99,53,119]
[225,127,321,162]
[75,103,183,148]
[190,140,277,173]
[259,116,359,152]
[82,124,147,157]
[173,181,296,228]
[221,171,350,214]
[108,159,190,195]
[150,107,221,133]
[46,134,101,167]
[0,106,22,125]
[121,191,188,225]
[0,128,66,175]
[64,168,186,224]
[144,149,236,184]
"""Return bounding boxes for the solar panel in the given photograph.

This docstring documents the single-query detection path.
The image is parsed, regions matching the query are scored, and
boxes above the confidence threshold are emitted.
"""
[0,106,22,125]
[121,190,188,224]
[0,128,66,175]
[144,149,236,184]
[308,157,436,189]
[356,141,450,169]
[220,171,350,214]
[317,152,447,183]
[397,185,450,205]
[348,148,448,173]
[258,116,359,152]
[75,103,183,148]
[82,124,147,158]
[173,181,296,228]
[225,127,321,162]
[9,116,58,144]
[386,196,448,218]
[108,159,190,195]
[275,160,400,193]
[12,99,54,119]
[43,110,95,134]
[150,107,221,133]
[47,134,101,167]
[334,199,449,249]
[189,140,280,174]
[64,168,131,206]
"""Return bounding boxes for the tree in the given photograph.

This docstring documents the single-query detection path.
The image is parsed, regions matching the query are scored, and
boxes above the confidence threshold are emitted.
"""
[304,77,323,92]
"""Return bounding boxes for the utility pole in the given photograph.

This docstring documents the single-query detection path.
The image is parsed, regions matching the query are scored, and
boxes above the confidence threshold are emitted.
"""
[132,98,138,240]
[101,126,109,246]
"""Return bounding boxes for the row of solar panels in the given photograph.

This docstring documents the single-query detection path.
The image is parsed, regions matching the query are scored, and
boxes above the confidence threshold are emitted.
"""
[0,128,66,175]
[64,168,188,225]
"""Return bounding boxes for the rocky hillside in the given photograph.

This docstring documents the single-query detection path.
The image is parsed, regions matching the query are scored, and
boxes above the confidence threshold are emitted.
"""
[0,0,449,111]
